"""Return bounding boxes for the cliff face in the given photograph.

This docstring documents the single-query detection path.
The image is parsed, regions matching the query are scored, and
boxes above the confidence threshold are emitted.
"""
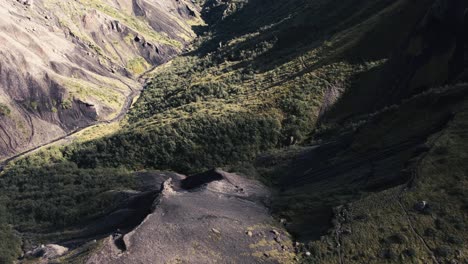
[0,0,201,159]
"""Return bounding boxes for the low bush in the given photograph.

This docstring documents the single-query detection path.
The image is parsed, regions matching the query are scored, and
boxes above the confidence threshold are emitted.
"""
[0,103,11,116]
[434,245,452,258]
[0,162,135,231]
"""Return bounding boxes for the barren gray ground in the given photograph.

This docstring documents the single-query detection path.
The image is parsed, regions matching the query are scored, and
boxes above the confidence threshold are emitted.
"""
[87,170,296,264]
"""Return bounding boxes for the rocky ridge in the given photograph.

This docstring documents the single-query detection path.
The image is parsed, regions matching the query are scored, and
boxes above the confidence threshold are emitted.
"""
[86,169,297,263]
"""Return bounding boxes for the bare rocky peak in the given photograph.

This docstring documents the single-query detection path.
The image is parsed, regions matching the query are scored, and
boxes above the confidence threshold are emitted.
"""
[0,0,201,160]
[87,169,296,264]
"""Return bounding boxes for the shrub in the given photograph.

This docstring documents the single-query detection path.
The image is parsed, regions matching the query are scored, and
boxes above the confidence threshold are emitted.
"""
[424,227,436,237]
[402,248,416,257]
[61,99,73,109]
[447,235,463,245]
[388,233,407,244]
[434,245,452,257]
[0,103,11,116]
[0,162,135,231]
[433,145,449,155]
[69,112,282,173]
[379,248,397,260]
[0,202,21,263]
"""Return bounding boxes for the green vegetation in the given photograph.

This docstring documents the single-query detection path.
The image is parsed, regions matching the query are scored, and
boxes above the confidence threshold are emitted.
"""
[0,0,428,236]
[61,98,73,109]
[39,0,199,122]
[37,0,404,176]
[127,57,151,76]
[1,0,466,262]
[0,103,11,116]
[31,101,38,110]
[77,0,184,48]
[304,104,468,263]
[0,201,21,264]
[0,148,135,232]
[60,76,127,117]
[70,112,281,172]
[257,85,468,263]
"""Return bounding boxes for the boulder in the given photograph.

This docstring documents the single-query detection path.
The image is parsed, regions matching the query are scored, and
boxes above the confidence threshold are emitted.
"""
[414,200,427,211]
[17,0,33,6]
[26,244,68,259]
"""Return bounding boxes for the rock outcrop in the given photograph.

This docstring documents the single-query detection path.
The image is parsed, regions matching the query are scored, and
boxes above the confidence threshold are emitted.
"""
[86,169,296,264]
[0,0,202,160]
[25,244,68,259]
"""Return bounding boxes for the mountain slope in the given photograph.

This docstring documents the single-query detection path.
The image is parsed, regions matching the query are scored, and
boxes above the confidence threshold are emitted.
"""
[0,0,201,160]
[254,1,468,262]
[61,0,430,172]
[0,0,467,263]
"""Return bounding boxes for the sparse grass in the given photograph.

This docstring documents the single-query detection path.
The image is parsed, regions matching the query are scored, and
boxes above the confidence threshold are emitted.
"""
[72,122,122,143]
[281,87,468,263]
[77,0,183,48]
[400,109,468,262]
[0,103,11,117]
[60,77,125,117]
[61,98,73,109]
[55,240,104,264]
[127,57,150,76]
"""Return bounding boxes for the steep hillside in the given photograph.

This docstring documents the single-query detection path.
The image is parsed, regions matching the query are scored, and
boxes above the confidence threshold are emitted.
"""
[0,0,467,263]
[256,84,468,263]
[254,0,468,262]
[61,0,432,172]
[324,0,468,122]
[0,0,201,160]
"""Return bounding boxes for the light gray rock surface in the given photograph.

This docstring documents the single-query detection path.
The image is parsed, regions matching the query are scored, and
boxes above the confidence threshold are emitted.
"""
[87,170,297,264]
[25,244,68,259]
